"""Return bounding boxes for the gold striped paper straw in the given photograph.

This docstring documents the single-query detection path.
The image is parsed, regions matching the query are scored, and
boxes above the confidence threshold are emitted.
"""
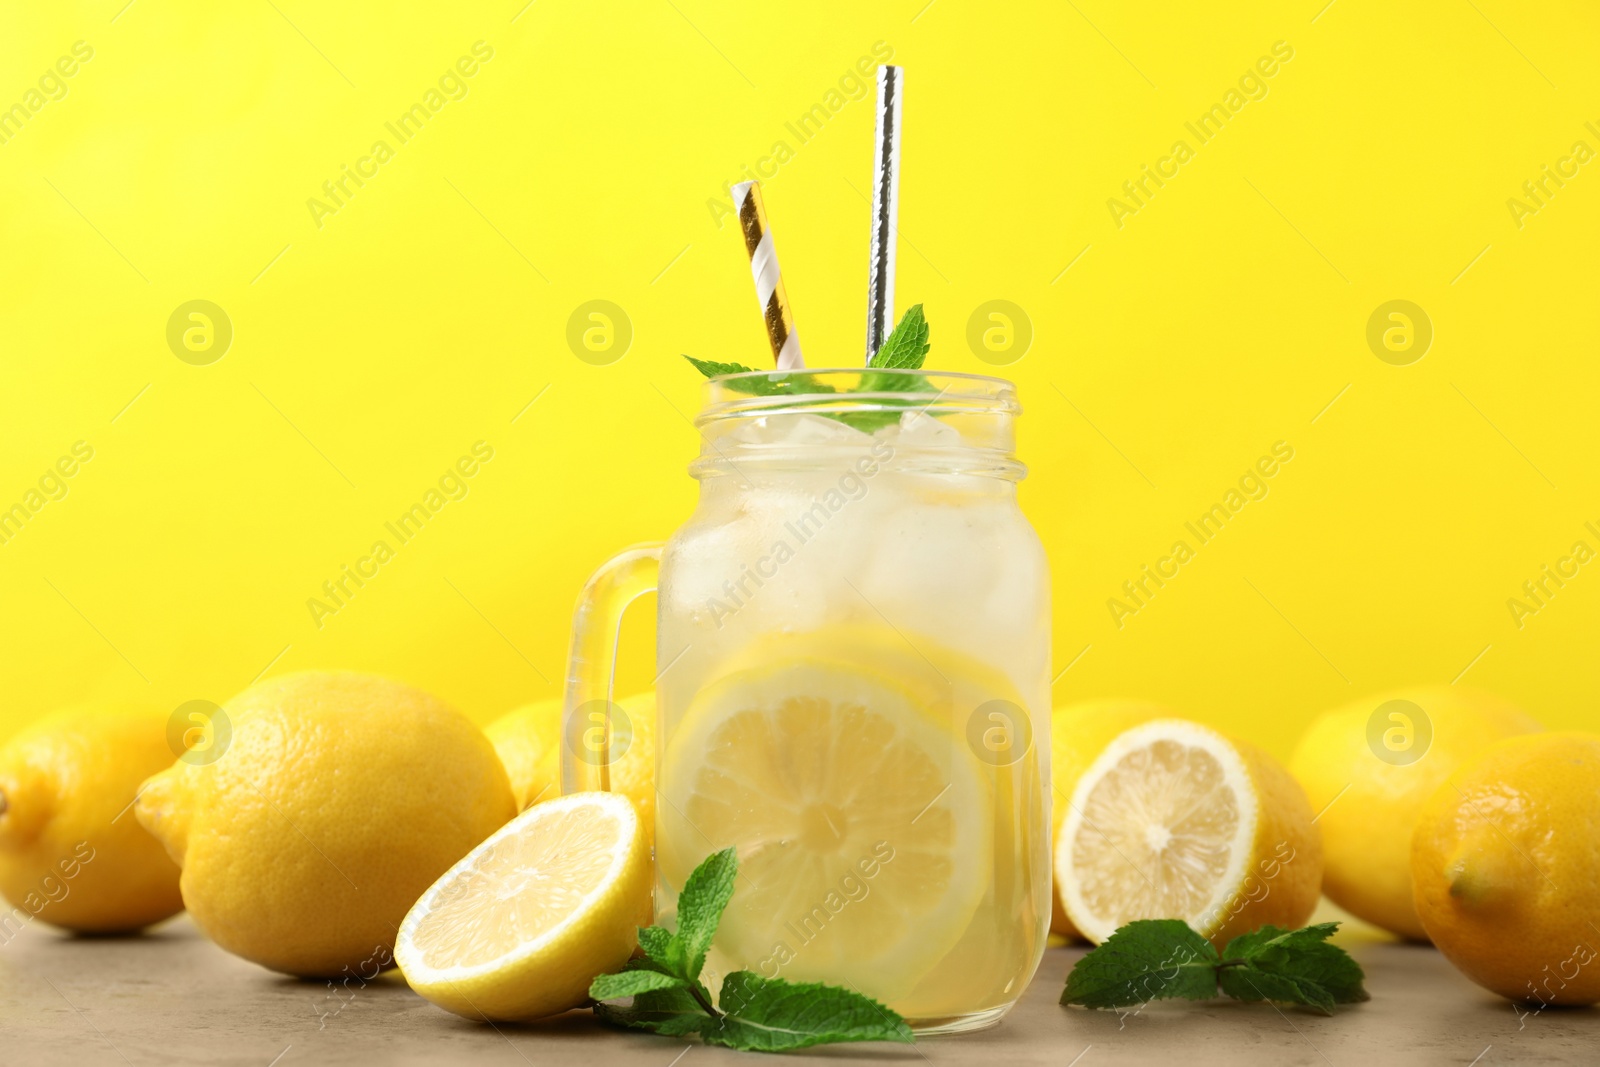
[731,180,804,369]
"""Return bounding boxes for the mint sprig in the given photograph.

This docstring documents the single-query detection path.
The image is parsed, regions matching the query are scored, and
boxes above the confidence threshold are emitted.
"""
[683,306,941,434]
[589,848,914,1052]
[1061,920,1368,1016]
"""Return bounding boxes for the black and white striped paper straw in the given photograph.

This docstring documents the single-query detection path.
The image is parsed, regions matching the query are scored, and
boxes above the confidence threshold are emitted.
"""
[732,180,804,369]
[865,65,903,362]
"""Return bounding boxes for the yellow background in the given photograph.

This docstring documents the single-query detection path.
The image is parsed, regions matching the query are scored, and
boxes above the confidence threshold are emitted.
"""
[2,0,1596,756]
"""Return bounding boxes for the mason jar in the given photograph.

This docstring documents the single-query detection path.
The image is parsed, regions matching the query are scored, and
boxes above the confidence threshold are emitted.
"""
[566,368,1050,1033]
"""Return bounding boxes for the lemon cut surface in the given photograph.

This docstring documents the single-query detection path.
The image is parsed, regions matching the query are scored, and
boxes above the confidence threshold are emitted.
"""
[396,791,650,1021]
[658,658,992,1003]
[1058,719,1320,947]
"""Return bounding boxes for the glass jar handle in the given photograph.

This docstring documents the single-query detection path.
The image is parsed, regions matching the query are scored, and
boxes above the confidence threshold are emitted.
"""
[562,543,662,795]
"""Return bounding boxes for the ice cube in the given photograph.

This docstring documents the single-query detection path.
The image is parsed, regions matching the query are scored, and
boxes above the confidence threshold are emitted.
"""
[882,408,965,449]
[720,413,872,448]
[844,487,1025,657]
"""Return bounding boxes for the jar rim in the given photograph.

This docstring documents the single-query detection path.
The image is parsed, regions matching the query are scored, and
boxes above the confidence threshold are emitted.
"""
[697,367,1020,426]
[690,368,1025,482]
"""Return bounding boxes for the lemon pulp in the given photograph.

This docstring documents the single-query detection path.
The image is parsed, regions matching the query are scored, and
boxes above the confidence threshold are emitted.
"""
[396,791,650,1021]
[657,657,993,1009]
[1058,719,1321,947]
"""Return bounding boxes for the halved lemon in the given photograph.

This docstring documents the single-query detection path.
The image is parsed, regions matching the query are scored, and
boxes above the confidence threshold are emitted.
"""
[395,791,651,1021]
[657,656,993,1005]
[1056,719,1321,947]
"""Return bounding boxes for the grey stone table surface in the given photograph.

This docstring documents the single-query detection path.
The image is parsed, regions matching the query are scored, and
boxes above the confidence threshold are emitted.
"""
[0,916,1593,1066]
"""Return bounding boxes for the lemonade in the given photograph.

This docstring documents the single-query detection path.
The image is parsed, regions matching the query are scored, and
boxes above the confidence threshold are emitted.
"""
[645,370,1051,1032]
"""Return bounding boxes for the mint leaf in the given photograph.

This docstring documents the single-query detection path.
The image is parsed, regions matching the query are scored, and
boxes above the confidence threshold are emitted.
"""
[589,969,688,1000]
[859,370,938,394]
[1060,919,1220,1008]
[701,972,912,1052]
[636,925,677,964]
[634,923,693,981]
[1218,924,1368,1014]
[675,847,737,981]
[683,356,788,397]
[855,305,939,430]
[830,403,920,434]
[1221,922,1340,961]
[869,305,930,369]
[1219,962,1336,1014]
[836,371,941,433]
[594,985,712,1037]
[683,356,839,399]
[684,356,759,378]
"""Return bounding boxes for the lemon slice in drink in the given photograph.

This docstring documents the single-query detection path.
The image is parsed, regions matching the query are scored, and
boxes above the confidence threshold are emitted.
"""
[395,791,651,1021]
[657,657,992,1005]
[1056,719,1321,947]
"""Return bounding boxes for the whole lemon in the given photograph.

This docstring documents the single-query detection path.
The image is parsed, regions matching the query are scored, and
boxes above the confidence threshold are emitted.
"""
[1288,687,1539,940]
[1412,732,1600,1006]
[485,697,562,811]
[0,704,184,932]
[487,691,654,846]
[136,671,515,977]
[1049,700,1172,939]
